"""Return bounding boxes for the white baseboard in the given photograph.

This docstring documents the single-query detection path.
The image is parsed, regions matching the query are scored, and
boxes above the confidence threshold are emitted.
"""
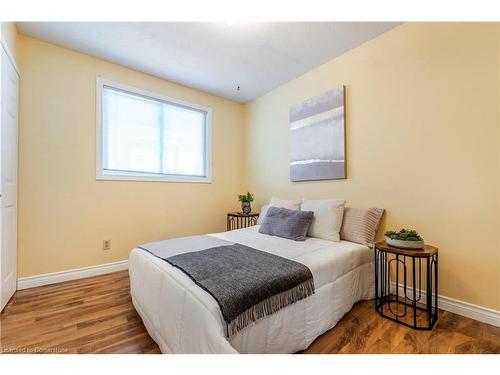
[17,260,129,290]
[390,282,500,327]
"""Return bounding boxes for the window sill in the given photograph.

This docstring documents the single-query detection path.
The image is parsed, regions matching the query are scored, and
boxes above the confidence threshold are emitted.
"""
[96,171,212,184]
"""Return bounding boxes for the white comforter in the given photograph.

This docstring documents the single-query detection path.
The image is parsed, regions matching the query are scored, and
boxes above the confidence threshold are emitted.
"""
[128,226,374,353]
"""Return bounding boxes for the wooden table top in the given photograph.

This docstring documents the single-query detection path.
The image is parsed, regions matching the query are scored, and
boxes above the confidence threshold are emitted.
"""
[227,212,260,217]
[375,240,438,257]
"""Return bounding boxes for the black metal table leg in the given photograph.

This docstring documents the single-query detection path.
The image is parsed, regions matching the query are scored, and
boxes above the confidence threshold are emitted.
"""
[427,256,432,328]
[374,247,379,310]
[412,256,417,328]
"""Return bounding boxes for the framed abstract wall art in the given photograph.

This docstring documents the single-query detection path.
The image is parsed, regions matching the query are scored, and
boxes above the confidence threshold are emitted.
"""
[289,86,346,182]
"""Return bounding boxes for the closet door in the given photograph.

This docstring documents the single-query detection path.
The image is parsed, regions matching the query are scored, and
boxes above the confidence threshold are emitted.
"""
[0,44,19,311]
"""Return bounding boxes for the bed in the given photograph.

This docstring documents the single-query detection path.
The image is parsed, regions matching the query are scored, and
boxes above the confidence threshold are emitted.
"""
[128,225,374,354]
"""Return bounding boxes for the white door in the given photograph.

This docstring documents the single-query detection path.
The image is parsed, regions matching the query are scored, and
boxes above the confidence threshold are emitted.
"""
[0,44,19,311]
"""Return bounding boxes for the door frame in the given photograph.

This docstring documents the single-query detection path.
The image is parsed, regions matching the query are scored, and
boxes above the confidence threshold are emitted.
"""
[0,36,20,311]
[0,37,20,76]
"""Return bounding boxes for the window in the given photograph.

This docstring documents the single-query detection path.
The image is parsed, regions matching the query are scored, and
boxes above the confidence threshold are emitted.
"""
[96,78,211,182]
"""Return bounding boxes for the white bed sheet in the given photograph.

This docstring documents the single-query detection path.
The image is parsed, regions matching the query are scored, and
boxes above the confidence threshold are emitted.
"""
[129,226,374,353]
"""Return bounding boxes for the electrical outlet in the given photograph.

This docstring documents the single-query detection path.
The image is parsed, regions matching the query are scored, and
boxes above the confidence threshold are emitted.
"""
[103,239,111,251]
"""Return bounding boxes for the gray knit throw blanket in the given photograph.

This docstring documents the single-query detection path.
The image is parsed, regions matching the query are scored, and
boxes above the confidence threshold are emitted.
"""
[163,243,314,338]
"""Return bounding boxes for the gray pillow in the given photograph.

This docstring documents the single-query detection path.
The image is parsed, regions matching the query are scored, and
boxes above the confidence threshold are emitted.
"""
[258,207,314,241]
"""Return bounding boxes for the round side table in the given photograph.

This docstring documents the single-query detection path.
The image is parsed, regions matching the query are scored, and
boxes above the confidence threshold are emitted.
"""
[374,240,438,330]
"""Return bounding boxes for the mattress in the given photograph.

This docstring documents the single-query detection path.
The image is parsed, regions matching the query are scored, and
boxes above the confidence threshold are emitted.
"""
[129,225,375,353]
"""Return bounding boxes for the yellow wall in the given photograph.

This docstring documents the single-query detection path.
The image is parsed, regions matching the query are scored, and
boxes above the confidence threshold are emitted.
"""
[497,23,500,312]
[244,23,500,310]
[0,22,18,63]
[17,35,245,277]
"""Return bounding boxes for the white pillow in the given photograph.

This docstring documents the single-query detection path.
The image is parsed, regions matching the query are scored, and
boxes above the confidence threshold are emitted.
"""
[257,204,270,225]
[257,197,302,225]
[301,199,346,242]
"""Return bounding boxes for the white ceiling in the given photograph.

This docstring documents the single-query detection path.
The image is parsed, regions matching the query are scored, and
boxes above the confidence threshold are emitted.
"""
[16,22,400,103]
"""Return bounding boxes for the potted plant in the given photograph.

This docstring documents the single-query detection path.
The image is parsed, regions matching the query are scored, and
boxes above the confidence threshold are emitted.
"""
[385,229,424,249]
[238,192,254,215]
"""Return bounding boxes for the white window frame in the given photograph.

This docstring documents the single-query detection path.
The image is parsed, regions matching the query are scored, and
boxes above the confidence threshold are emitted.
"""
[96,77,212,183]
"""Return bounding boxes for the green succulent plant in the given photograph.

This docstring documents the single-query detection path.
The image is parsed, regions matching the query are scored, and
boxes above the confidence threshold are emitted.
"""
[385,229,423,241]
[238,192,254,203]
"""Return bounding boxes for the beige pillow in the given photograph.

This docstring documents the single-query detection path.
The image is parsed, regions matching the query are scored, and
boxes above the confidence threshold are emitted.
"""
[340,207,385,247]
[301,199,346,242]
[257,197,301,225]
[269,197,301,210]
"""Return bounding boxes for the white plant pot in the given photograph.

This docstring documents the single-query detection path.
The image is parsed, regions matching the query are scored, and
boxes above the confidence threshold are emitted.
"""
[385,237,424,249]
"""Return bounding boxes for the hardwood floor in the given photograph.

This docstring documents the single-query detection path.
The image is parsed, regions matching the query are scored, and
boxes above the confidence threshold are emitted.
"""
[0,271,160,354]
[301,301,500,354]
[1,270,498,354]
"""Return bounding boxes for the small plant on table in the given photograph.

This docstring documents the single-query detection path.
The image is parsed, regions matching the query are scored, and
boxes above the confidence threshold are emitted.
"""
[238,192,254,214]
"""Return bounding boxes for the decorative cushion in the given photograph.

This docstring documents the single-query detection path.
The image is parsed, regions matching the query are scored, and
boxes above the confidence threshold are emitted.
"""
[340,207,385,247]
[258,207,314,241]
[257,197,302,225]
[269,197,301,210]
[301,199,346,242]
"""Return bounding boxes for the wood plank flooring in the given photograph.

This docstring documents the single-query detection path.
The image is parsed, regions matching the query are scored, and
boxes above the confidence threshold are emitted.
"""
[1,270,498,354]
[301,300,500,354]
[0,271,160,354]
